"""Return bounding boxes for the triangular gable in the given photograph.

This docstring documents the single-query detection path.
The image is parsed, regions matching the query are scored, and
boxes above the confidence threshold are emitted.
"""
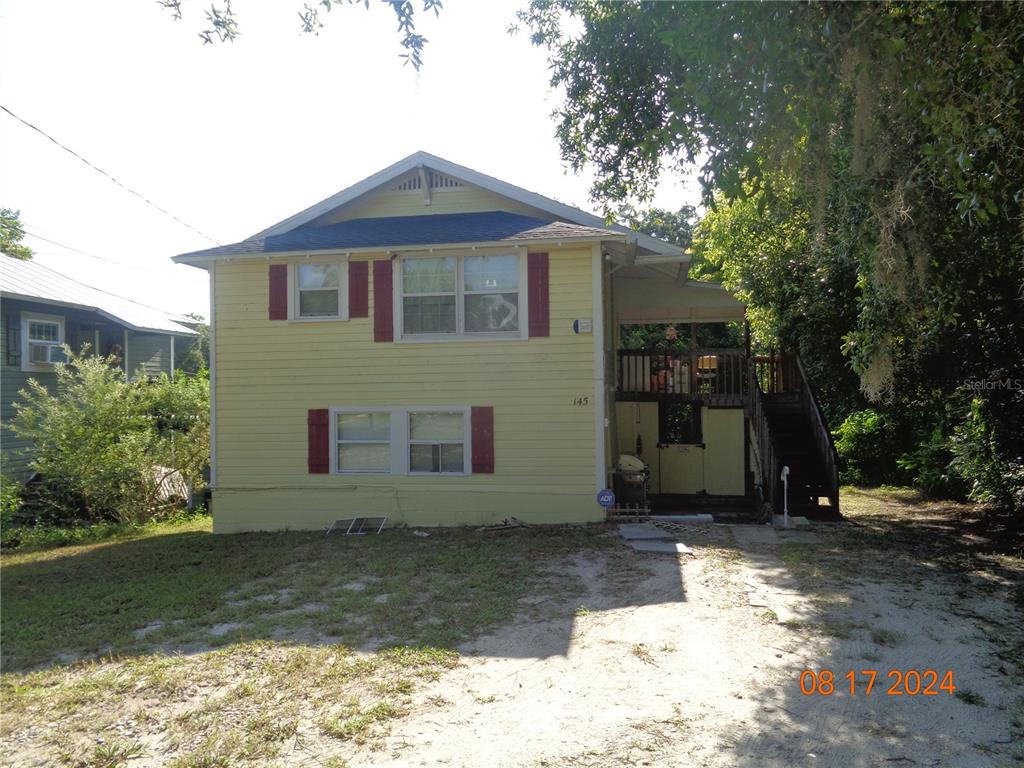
[254,151,685,260]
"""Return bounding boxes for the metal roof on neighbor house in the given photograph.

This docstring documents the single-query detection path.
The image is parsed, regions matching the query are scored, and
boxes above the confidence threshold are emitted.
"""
[0,257,197,336]
[176,211,620,261]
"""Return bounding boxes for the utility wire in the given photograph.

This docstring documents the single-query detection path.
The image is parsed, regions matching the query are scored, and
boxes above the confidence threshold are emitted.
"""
[22,227,184,279]
[21,229,123,265]
[1,104,222,246]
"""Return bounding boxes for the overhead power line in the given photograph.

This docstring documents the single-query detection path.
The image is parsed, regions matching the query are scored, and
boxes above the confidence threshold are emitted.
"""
[22,225,189,281]
[0,104,222,246]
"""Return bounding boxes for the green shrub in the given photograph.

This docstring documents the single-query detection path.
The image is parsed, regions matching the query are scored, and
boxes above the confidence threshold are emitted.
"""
[950,398,1024,513]
[897,427,966,499]
[11,352,209,526]
[1,473,22,547]
[833,409,907,486]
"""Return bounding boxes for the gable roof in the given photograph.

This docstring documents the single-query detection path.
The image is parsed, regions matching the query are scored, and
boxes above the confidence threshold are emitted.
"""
[173,152,686,266]
[0,257,197,336]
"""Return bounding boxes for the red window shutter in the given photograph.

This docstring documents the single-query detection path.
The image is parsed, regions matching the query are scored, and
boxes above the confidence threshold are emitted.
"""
[307,409,329,474]
[349,261,369,318]
[268,264,288,320]
[527,252,550,337]
[471,406,495,474]
[373,259,394,342]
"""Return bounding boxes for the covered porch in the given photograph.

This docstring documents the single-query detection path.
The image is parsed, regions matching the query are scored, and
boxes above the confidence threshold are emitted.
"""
[607,264,754,514]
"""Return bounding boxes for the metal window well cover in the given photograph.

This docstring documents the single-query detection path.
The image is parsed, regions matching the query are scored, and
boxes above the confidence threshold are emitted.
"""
[326,517,388,535]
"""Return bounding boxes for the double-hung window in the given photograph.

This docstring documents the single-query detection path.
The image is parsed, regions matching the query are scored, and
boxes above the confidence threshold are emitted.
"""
[400,253,522,339]
[329,407,470,475]
[409,411,466,474]
[401,256,457,334]
[294,262,346,319]
[21,313,66,371]
[336,411,391,473]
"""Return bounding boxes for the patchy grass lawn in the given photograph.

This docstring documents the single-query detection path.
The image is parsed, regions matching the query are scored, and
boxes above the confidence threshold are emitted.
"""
[1,518,615,766]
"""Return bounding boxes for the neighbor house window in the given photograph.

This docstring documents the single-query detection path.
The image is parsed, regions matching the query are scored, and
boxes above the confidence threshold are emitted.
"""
[21,313,66,372]
[294,261,346,319]
[400,253,522,339]
[408,411,466,474]
[336,411,391,473]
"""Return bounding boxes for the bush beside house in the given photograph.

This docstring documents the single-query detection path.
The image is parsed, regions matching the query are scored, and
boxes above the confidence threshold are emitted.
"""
[6,352,209,534]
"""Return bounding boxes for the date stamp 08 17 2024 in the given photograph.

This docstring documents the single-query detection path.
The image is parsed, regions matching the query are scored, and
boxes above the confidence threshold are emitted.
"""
[800,669,957,697]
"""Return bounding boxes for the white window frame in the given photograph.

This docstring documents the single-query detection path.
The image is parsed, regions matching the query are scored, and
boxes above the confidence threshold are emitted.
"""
[407,409,470,476]
[329,406,471,476]
[21,312,66,372]
[394,250,529,342]
[333,407,394,475]
[287,256,349,322]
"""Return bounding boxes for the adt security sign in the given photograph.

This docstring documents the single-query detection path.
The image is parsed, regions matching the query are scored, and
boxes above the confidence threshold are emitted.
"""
[596,489,616,509]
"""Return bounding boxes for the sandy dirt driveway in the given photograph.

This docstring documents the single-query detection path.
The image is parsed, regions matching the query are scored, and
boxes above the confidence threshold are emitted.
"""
[355,519,1022,768]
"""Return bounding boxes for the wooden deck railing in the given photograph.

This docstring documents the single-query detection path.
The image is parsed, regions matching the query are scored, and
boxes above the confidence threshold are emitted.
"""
[795,356,840,513]
[616,349,748,405]
[752,353,800,394]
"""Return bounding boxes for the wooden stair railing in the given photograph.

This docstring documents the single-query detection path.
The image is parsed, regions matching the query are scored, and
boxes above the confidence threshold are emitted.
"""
[794,356,840,515]
[747,360,780,512]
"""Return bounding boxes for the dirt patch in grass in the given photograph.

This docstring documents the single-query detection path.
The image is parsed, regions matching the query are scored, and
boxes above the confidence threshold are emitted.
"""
[1,519,614,766]
[3,490,1022,767]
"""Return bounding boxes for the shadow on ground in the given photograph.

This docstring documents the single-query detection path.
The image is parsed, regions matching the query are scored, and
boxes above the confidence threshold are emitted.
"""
[709,488,1024,767]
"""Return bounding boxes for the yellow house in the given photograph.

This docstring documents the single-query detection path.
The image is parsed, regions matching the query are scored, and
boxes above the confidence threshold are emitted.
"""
[174,152,838,533]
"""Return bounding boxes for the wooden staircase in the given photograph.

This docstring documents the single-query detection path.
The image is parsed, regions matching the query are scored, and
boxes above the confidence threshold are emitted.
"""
[763,392,840,519]
[749,355,841,521]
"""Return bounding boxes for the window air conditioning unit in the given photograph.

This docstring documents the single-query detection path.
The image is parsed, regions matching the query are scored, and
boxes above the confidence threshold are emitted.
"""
[29,344,68,364]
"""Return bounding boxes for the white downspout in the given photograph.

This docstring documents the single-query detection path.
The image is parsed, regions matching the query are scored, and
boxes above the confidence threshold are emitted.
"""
[592,244,607,496]
[780,465,790,528]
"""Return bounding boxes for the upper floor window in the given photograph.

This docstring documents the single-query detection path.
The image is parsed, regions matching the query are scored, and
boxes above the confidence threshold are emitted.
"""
[21,312,67,372]
[295,262,344,319]
[398,253,524,340]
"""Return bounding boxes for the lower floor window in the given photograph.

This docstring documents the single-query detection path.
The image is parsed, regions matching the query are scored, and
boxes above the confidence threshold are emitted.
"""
[409,412,465,474]
[336,411,391,473]
[332,407,469,475]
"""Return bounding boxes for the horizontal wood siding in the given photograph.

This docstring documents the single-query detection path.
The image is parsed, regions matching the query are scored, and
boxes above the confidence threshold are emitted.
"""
[211,245,599,531]
[126,332,172,379]
[311,186,555,226]
[1,305,55,478]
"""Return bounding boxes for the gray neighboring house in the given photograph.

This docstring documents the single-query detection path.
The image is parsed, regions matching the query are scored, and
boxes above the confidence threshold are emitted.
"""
[1,256,199,478]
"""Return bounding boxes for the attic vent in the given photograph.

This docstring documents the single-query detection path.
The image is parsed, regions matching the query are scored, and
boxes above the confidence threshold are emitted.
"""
[391,171,464,192]
[430,172,463,189]
[393,176,423,192]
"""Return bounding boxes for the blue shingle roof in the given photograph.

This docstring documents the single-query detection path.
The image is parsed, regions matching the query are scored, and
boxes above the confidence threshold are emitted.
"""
[236,211,612,255]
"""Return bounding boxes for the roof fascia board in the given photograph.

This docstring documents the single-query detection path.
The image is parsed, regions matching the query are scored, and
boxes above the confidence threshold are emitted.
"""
[173,233,630,268]
[253,151,685,258]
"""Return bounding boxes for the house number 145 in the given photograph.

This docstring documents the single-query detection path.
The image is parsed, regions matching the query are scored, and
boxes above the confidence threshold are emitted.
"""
[573,396,590,406]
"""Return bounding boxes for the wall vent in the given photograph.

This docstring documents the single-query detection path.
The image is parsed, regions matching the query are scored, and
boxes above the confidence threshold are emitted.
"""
[391,171,464,192]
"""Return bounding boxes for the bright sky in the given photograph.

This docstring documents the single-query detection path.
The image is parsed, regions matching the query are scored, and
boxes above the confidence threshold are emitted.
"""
[0,0,700,319]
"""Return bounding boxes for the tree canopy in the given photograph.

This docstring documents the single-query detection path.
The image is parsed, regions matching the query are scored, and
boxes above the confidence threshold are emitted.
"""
[524,1,1024,511]
[158,0,443,69]
[0,208,33,260]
